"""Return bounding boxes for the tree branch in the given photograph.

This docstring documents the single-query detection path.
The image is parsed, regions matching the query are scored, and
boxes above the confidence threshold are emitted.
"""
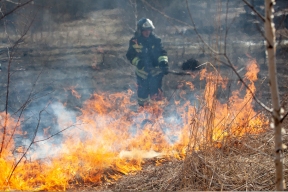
[0,10,35,157]
[184,0,271,112]
[0,0,34,21]
[242,0,265,22]
[6,106,45,184]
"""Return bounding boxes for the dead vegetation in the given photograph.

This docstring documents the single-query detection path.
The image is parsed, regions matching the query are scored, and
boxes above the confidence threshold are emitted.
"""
[1,1,288,191]
[73,128,286,191]
[66,60,287,191]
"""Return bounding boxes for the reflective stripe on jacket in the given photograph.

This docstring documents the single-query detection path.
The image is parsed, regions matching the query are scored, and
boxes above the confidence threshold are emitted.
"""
[126,33,168,79]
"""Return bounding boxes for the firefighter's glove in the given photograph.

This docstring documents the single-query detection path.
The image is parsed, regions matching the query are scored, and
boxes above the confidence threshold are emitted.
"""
[159,61,169,75]
[137,60,145,70]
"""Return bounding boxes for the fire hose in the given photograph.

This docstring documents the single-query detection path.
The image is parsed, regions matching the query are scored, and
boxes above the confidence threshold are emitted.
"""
[150,68,194,76]
[167,69,193,76]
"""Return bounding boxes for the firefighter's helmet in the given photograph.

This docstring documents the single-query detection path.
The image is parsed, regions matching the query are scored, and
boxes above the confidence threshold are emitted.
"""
[137,18,155,32]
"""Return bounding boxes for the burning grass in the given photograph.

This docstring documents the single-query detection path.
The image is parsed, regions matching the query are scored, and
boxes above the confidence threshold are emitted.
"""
[0,58,275,191]
[110,131,277,191]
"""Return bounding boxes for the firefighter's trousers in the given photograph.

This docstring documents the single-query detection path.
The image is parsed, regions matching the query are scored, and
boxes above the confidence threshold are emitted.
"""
[136,73,164,106]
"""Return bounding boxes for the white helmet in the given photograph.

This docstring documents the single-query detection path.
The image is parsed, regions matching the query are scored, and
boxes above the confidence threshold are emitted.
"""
[137,18,155,31]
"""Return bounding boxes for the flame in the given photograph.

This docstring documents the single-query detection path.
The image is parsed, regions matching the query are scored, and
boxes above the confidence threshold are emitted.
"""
[0,59,268,190]
[0,112,22,158]
[197,59,266,144]
[65,86,81,99]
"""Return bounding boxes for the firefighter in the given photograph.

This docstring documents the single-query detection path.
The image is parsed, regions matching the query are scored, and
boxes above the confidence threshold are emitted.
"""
[126,18,169,106]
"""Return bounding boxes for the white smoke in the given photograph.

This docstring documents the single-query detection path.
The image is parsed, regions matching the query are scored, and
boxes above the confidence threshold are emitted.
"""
[23,102,77,159]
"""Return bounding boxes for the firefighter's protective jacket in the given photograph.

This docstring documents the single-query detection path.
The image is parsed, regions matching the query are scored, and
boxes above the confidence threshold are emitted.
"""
[126,34,168,79]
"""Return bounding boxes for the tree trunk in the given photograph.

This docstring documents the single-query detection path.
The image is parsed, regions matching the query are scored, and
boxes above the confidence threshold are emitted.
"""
[265,0,285,190]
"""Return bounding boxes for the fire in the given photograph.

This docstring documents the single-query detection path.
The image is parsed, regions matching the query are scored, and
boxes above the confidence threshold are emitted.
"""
[0,112,22,158]
[0,59,268,190]
[195,59,266,145]
[65,86,81,99]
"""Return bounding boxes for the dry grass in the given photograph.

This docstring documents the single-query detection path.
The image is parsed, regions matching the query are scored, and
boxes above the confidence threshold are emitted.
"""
[99,129,287,191]
[180,132,276,191]
[67,63,288,191]
[68,116,282,191]
[104,65,288,191]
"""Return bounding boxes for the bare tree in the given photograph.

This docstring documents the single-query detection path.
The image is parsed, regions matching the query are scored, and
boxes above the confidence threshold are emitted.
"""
[241,0,285,189]
[264,0,284,190]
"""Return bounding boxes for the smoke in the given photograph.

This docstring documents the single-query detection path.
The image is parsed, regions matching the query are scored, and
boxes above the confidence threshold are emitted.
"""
[50,102,76,130]
[2,0,286,163]
[18,101,77,159]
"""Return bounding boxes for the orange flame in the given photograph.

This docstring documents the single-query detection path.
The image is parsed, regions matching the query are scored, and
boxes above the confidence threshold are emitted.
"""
[0,59,268,190]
